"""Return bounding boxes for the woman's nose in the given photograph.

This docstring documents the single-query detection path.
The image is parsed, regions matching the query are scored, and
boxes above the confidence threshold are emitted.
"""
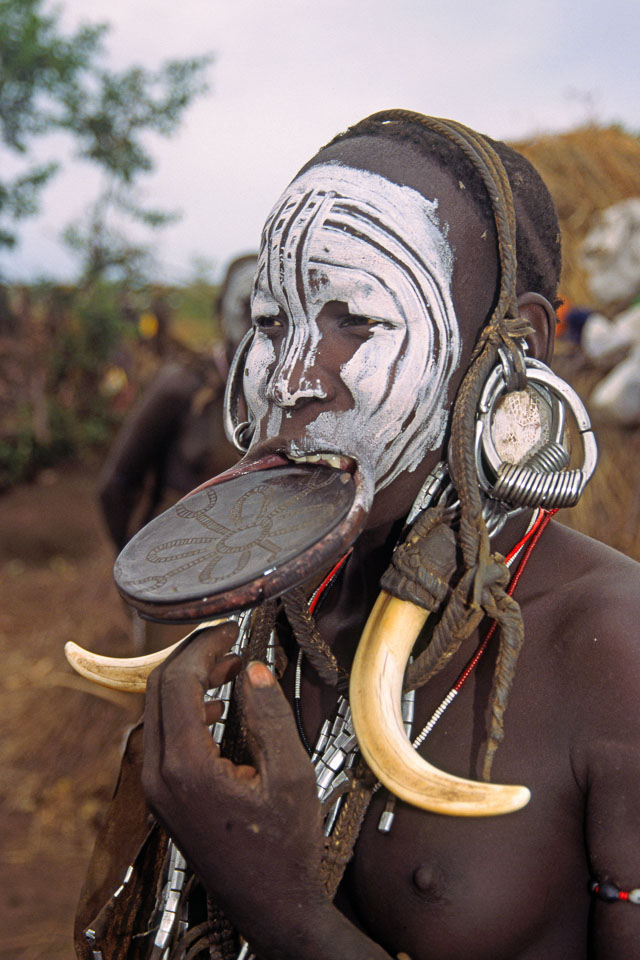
[267,361,328,407]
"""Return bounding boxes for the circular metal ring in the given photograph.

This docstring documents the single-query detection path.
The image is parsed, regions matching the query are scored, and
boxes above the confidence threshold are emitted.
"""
[223,328,256,452]
[475,357,597,510]
[232,420,253,453]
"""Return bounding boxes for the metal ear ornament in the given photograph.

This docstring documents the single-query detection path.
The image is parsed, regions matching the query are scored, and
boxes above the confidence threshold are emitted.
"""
[475,351,598,511]
[223,328,255,453]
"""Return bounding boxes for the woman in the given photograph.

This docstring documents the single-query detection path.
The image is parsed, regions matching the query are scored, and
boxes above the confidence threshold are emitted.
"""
[76,111,640,960]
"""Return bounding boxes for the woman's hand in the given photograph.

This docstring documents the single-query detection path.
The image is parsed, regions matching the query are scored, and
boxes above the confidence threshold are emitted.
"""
[141,622,332,956]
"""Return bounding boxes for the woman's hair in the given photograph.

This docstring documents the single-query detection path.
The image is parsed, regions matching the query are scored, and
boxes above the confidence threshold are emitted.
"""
[316,115,562,308]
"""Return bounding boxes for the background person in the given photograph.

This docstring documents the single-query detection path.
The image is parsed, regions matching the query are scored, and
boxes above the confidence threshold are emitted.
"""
[98,254,257,553]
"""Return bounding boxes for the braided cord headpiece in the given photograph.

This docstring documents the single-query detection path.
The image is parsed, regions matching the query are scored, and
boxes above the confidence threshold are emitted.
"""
[342,108,532,547]
[337,109,536,778]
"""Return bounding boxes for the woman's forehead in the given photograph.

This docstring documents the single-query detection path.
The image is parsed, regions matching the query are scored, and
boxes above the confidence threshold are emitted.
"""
[256,162,454,304]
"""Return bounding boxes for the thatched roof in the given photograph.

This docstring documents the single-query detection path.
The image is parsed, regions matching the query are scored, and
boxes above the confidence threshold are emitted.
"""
[510,126,640,306]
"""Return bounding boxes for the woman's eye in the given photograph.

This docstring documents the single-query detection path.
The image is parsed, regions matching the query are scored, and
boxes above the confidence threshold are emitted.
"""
[254,315,285,331]
[340,315,389,329]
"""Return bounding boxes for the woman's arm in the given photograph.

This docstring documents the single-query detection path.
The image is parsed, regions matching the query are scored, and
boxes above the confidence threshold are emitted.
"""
[578,579,640,959]
[98,365,199,549]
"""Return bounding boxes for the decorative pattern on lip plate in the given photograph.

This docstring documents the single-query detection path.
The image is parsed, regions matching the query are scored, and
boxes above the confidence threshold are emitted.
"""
[114,464,356,612]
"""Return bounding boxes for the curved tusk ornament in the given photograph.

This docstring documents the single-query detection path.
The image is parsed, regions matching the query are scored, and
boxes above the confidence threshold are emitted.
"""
[64,620,224,693]
[349,591,531,817]
[66,594,531,815]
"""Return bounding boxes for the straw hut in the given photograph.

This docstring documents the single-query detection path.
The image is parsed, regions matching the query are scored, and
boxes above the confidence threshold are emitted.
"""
[509,126,640,558]
[511,125,640,307]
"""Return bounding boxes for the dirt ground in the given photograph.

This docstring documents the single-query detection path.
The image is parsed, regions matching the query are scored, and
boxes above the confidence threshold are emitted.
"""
[0,458,143,960]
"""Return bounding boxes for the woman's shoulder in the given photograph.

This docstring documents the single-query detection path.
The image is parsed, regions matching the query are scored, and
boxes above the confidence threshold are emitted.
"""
[545,519,640,591]
[537,520,640,675]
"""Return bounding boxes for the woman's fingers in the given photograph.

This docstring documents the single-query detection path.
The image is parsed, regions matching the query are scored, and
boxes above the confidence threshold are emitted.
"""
[241,662,316,793]
[204,699,224,725]
[143,622,241,794]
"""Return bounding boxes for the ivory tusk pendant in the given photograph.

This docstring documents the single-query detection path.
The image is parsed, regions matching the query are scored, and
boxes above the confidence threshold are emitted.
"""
[64,620,224,693]
[349,591,531,817]
[66,588,530,814]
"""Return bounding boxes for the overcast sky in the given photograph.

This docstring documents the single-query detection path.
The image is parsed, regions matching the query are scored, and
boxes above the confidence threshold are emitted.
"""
[3,0,639,283]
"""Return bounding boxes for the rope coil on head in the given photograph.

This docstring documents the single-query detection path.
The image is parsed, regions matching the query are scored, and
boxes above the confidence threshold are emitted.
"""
[341,110,539,778]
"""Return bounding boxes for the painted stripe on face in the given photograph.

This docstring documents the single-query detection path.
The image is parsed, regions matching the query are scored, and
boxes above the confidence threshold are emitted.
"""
[247,163,461,492]
[264,191,333,405]
[321,201,451,425]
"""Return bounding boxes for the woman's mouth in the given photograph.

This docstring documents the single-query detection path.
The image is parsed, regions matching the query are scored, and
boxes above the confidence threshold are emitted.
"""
[287,452,356,473]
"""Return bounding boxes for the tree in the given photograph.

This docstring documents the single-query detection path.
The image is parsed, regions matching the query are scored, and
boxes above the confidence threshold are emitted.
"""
[0,0,102,246]
[0,0,212,256]
[0,0,213,485]
[59,54,211,285]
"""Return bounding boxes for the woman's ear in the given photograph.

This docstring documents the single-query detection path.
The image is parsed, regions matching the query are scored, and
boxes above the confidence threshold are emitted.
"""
[517,292,556,365]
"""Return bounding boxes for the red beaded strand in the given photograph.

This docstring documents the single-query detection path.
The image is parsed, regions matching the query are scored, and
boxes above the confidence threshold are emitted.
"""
[453,507,558,694]
[590,880,640,904]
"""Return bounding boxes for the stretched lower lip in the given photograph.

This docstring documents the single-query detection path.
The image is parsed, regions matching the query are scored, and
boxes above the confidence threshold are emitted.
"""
[182,449,357,501]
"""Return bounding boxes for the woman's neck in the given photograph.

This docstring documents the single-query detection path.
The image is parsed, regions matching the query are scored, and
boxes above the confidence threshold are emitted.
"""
[311,515,405,668]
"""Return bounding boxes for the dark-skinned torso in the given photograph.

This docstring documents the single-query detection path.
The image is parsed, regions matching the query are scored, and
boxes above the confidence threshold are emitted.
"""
[278,512,640,960]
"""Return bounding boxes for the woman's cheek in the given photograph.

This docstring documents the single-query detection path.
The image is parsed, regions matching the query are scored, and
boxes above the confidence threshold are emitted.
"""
[339,333,400,412]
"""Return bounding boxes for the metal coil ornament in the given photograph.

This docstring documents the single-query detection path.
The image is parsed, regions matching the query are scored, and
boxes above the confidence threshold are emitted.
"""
[475,355,597,511]
[492,463,583,509]
[524,439,570,473]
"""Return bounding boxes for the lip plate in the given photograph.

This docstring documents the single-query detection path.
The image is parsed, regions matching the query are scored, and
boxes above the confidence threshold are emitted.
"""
[114,461,366,622]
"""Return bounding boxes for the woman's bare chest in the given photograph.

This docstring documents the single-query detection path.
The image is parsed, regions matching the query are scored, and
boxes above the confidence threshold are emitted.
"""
[341,652,589,960]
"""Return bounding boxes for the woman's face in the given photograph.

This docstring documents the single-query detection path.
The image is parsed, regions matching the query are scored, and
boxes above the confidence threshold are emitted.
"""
[243,162,462,515]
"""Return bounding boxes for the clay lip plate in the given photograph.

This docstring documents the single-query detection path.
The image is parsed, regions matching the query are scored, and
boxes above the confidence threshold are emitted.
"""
[114,461,365,623]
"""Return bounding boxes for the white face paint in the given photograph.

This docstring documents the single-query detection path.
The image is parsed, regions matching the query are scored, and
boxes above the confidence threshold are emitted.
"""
[243,162,461,498]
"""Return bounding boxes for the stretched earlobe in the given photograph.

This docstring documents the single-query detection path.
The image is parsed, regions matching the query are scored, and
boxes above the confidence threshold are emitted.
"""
[517,292,556,365]
[223,328,255,452]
